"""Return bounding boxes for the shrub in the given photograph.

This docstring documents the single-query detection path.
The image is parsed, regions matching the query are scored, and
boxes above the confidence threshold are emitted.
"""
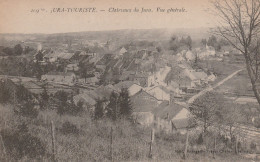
[253,117,260,128]
[14,101,39,118]
[197,133,204,145]
[60,121,80,135]
[250,142,256,150]
[1,124,46,160]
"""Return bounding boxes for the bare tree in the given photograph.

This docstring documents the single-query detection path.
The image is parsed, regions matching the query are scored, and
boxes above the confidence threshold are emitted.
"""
[190,92,224,132]
[220,103,243,138]
[212,0,260,111]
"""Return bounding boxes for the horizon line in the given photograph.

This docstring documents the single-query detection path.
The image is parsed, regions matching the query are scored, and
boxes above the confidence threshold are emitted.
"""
[0,27,213,35]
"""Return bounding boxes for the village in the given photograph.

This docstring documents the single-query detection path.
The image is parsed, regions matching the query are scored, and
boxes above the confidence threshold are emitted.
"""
[9,39,223,128]
[0,30,260,161]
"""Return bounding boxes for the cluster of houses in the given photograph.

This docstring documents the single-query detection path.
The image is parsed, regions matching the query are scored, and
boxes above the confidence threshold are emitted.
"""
[34,42,220,133]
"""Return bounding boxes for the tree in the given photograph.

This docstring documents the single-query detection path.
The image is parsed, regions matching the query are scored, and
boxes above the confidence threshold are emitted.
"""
[201,39,207,46]
[35,51,43,62]
[169,35,179,52]
[39,87,49,109]
[186,36,192,50]
[16,84,32,102]
[14,44,23,55]
[119,88,132,117]
[213,0,260,111]
[0,79,12,104]
[189,92,224,132]
[78,62,94,83]
[2,47,13,55]
[94,99,104,120]
[207,35,217,47]
[14,100,39,118]
[106,91,120,121]
[55,90,69,115]
[34,61,43,80]
[219,103,243,138]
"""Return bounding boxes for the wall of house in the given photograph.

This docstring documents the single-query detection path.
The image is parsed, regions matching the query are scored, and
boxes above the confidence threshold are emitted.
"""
[154,117,173,133]
[132,112,154,126]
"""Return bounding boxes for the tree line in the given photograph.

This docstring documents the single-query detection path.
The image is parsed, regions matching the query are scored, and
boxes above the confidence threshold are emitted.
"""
[0,44,35,56]
[94,88,133,121]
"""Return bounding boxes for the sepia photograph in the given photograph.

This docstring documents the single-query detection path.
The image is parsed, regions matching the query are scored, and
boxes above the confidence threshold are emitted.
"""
[0,0,260,161]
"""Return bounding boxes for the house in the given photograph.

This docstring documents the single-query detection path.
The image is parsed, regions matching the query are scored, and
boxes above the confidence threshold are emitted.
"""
[128,84,143,96]
[119,71,135,81]
[165,65,195,90]
[145,85,171,101]
[130,90,162,126]
[134,72,156,87]
[80,50,97,57]
[196,45,216,59]
[132,112,154,126]
[206,44,216,55]
[153,102,191,133]
[131,90,161,112]
[66,63,79,72]
[192,71,208,84]
[207,73,217,82]
[119,47,127,55]
[185,50,196,61]
[184,69,208,86]
[175,53,185,62]
[166,81,185,97]
[135,49,148,60]
[85,76,99,85]
[41,72,76,84]
[235,97,258,104]
[73,93,96,110]
[43,51,75,63]
[114,81,143,96]
[95,85,115,100]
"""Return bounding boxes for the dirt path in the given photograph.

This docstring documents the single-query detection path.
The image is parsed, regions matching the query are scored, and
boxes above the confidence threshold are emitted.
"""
[187,69,244,104]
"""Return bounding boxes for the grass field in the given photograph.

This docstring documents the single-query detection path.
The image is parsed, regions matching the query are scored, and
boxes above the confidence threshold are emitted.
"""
[0,104,259,161]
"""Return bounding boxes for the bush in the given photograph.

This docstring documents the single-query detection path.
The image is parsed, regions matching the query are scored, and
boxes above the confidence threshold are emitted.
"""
[197,133,204,145]
[253,117,260,128]
[60,121,80,135]
[14,101,39,118]
[1,124,46,160]
[250,142,257,150]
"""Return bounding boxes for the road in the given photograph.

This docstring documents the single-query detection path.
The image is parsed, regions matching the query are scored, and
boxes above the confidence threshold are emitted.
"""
[187,68,260,146]
[187,69,244,104]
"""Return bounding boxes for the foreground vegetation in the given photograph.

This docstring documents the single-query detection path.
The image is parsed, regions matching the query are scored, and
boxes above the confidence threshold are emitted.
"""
[0,78,259,161]
[1,104,258,162]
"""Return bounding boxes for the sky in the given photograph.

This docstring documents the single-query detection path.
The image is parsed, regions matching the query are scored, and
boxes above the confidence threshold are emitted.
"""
[0,0,216,34]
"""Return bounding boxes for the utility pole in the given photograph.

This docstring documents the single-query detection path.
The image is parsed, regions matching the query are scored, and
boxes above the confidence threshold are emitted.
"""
[110,127,113,161]
[148,128,154,158]
[183,130,189,159]
[51,121,56,162]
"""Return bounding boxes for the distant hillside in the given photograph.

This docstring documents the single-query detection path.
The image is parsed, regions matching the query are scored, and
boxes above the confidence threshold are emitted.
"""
[0,28,211,45]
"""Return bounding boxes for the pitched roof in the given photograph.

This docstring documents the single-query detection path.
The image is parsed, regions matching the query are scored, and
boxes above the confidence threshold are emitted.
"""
[131,90,160,112]
[114,81,135,91]
[172,118,190,129]
[153,102,185,121]
[119,71,135,80]
[44,72,75,76]
[44,52,75,60]
[128,84,143,96]
[192,71,207,80]
[119,47,127,54]
[135,72,150,78]
[73,93,96,106]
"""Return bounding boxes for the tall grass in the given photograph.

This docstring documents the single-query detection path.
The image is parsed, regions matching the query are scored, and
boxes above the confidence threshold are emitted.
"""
[0,104,254,161]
